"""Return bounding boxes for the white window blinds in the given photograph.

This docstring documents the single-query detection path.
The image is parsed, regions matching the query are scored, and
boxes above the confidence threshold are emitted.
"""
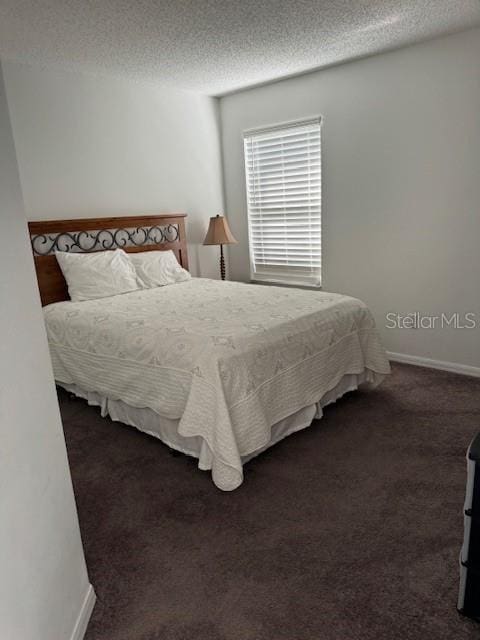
[244,118,322,287]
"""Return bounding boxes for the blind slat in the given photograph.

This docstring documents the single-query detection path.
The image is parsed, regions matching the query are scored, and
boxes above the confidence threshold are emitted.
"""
[246,146,320,164]
[246,161,321,175]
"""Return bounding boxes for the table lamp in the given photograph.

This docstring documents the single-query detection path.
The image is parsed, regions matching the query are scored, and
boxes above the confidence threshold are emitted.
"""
[203,214,237,280]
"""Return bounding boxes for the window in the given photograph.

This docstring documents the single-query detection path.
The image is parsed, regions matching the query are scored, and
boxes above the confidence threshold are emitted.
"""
[244,118,322,287]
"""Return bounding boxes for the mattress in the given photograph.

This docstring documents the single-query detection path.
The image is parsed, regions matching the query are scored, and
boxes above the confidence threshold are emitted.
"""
[44,278,391,490]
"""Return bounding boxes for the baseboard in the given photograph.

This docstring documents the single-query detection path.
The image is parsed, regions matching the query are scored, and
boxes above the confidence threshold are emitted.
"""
[70,584,96,640]
[387,351,480,378]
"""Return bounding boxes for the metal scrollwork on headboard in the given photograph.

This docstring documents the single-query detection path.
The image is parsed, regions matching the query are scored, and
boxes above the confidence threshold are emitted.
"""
[31,224,180,256]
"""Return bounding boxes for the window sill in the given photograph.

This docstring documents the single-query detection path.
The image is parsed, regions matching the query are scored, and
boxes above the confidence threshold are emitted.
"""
[250,279,322,291]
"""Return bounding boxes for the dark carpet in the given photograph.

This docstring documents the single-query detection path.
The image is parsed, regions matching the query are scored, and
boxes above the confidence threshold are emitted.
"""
[59,363,480,640]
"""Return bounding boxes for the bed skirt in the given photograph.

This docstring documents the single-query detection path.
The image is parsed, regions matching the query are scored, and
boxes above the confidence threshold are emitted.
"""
[59,369,385,480]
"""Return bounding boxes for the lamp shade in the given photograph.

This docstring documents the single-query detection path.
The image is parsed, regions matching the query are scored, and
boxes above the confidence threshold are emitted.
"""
[203,215,237,246]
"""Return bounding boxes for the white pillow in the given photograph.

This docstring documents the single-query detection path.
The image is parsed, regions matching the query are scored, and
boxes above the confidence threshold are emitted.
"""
[128,250,191,288]
[55,249,140,302]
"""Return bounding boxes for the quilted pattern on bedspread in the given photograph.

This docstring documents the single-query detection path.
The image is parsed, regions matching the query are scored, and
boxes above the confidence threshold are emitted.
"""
[44,278,391,490]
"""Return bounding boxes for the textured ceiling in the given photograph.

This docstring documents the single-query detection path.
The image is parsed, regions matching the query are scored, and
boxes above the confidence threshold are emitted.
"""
[0,1,479,95]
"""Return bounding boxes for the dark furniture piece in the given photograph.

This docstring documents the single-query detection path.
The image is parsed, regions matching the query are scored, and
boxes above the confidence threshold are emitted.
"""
[458,431,480,621]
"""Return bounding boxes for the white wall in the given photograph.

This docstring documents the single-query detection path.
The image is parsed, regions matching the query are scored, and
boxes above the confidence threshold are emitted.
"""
[2,62,225,278]
[0,61,92,640]
[220,28,480,369]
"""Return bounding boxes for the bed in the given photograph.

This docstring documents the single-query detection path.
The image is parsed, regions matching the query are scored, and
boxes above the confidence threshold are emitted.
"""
[30,214,391,491]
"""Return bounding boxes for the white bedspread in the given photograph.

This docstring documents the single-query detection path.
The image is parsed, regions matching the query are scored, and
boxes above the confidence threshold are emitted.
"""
[44,278,391,490]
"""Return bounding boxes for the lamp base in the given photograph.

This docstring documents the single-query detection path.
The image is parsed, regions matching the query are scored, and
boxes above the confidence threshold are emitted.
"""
[220,244,225,280]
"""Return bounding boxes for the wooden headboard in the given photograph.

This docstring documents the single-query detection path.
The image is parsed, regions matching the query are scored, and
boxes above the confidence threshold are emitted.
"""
[29,214,189,306]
